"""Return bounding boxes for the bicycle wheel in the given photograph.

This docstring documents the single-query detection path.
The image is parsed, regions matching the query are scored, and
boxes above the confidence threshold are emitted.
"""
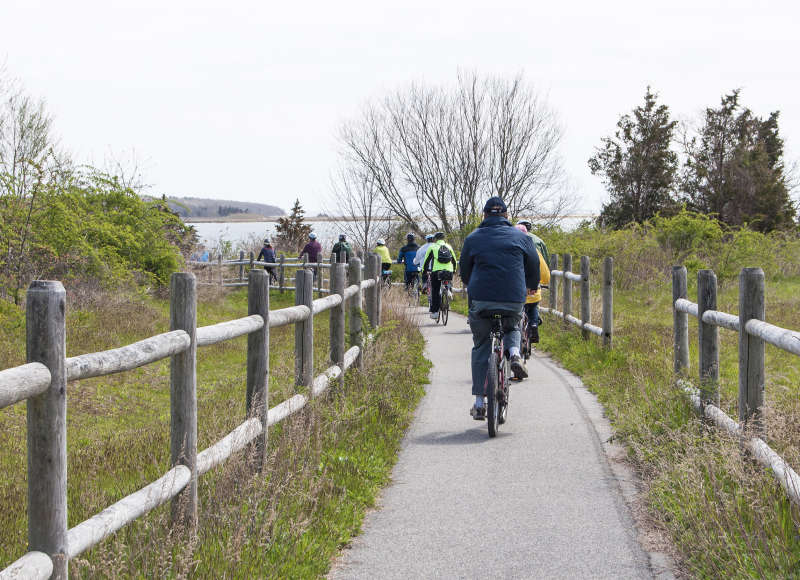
[441,288,449,326]
[487,351,500,437]
[498,356,510,424]
[520,311,530,361]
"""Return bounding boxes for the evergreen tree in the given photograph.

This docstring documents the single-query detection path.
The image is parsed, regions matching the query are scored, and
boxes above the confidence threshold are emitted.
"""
[682,90,796,232]
[275,199,312,252]
[589,87,679,228]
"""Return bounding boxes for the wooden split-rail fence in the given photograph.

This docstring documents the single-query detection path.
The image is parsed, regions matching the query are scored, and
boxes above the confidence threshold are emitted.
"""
[672,266,800,507]
[189,252,356,294]
[0,254,386,579]
[540,254,614,348]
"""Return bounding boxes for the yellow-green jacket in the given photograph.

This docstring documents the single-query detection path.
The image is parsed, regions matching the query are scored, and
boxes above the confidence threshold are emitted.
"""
[374,245,392,264]
[423,240,457,272]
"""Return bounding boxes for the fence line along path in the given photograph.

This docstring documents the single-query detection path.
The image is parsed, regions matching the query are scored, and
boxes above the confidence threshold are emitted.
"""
[0,254,384,579]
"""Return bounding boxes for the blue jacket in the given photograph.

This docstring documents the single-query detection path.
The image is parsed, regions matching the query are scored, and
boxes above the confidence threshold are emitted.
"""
[459,216,539,303]
[398,243,420,272]
[257,246,276,264]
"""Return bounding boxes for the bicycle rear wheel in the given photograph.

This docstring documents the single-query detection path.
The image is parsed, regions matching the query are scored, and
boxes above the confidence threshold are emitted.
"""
[498,356,509,424]
[487,351,500,437]
[520,311,530,361]
[441,288,449,326]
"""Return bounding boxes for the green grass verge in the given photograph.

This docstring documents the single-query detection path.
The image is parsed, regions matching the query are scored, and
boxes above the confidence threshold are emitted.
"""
[0,285,430,578]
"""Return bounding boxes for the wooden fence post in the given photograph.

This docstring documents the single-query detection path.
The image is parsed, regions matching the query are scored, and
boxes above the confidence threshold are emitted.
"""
[739,267,765,431]
[698,269,719,406]
[238,250,245,282]
[316,262,322,296]
[580,255,590,340]
[550,254,558,313]
[672,265,689,376]
[365,253,378,328]
[562,253,572,328]
[218,254,223,286]
[249,250,254,273]
[246,269,269,469]
[602,257,613,348]
[349,257,363,368]
[26,281,68,579]
[278,254,285,294]
[374,254,382,327]
[169,272,198,529]
[330,262,346,369]
[295,269,314,388]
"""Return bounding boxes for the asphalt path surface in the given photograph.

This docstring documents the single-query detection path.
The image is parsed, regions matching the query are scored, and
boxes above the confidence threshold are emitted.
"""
[330,307,658,579]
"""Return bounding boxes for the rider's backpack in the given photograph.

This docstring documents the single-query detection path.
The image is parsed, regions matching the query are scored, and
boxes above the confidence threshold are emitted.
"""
[436,243,452,263]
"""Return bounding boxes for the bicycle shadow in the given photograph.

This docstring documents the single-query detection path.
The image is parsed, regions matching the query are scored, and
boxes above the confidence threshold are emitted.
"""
[412,427,512,446]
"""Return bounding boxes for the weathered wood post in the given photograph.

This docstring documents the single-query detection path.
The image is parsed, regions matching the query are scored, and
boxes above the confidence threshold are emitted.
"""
[26,281,68,578]
[562,253,573,328]
[218,254,223,286]
[374,254,382,327]
[698,269,719,406]
[549,254,558,313]
[316,262,322,295]
[169,272,198,529]
[580,255,591,340]
[246,269,269,469]
[602,257,614,348]
[365,253,379,328]
[330,262,346,369]
[672,265,689,377]
[295,269,314,388]
[349,257,363,368]
[238,250,245,282]
[278,253,285,294]
[249,250,254,273]
[739,267,765,431]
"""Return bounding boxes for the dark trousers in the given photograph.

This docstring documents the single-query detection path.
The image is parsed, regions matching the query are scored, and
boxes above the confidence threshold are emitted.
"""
[404,271,419,289]
[429,274,442,312]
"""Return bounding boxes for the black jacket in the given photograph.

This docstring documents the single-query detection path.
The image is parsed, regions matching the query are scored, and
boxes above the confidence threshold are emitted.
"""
[458,216,539,303]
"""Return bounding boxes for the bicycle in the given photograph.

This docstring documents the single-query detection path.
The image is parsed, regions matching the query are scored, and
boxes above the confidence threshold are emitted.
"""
[483,312,511,437]
[435,272,453,326]
[381,267,393,289]
[406,272,422,306]
[519,308,531,362]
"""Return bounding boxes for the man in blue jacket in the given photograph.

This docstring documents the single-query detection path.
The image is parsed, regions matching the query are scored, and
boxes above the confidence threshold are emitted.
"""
[459,197,539,419]
[397,233,420,290]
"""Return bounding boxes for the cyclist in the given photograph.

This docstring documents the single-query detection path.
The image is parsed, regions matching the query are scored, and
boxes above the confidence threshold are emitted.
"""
[515,224,550,345]
[516,219,550,266]
[398,233,420,290]
[299,232,322,263]
[374,238,393,283]
[459,197,539,419]
[414,233,435,294]
[423,232,457,320]
[331,234,352,263]
[256,239,278,284]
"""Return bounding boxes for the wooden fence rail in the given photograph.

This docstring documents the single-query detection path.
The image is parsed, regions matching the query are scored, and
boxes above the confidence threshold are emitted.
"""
[0,256,380,579]
[672,266,800,507]
[540,253,614,348]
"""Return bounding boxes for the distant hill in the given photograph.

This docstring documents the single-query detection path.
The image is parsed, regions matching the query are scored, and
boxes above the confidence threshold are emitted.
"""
[165,197,285,219]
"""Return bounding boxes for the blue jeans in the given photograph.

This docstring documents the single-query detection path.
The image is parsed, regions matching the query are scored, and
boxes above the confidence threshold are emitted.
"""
[468,300,523,396]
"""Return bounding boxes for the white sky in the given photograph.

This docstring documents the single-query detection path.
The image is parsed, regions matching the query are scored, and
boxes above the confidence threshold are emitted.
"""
[3,0,799,215]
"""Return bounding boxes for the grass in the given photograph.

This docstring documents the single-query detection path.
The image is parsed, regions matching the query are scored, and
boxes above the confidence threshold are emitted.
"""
[527,271,800,578]
[0,283,430,578]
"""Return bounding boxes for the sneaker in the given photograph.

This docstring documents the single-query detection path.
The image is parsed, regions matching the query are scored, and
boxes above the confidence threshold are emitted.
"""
[531,325,539,343]
[470,404,486,420]
[429,312,438,319]
[510,355,528,379]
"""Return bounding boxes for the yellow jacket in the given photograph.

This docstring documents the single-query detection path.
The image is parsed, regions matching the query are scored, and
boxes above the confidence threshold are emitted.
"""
[526,250,550,304]
[375,245,392,264]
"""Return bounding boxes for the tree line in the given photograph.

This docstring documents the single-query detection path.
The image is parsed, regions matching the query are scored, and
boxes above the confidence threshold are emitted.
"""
[0,72,195,303]
[590,87,797,232]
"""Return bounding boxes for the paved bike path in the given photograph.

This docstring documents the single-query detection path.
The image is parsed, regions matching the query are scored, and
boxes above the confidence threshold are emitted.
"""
[330,308,659,579]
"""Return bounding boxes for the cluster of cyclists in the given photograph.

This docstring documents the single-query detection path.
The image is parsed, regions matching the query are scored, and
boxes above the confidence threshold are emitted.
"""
[257,197,548,424]
[378,197,551,421]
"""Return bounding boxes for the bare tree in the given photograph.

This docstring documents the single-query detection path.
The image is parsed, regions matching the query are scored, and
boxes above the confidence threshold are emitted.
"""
[325,166,391,255]
[338,72,574,244]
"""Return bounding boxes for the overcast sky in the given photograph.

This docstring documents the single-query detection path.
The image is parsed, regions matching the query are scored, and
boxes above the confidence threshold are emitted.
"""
[3,0,798,215]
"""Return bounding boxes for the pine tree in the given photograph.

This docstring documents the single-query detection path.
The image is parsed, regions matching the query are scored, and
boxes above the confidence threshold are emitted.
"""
[275,199,312,252]
[589,87,679,228]
[682,91,796,232]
